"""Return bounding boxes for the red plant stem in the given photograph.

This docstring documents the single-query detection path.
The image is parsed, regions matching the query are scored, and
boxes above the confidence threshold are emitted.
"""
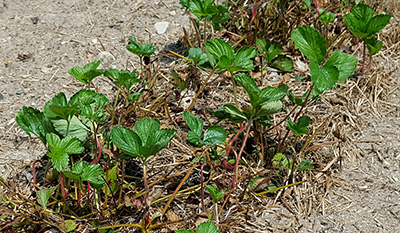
[226,123,249,160]
[314,0,320,13]
[32,160,39,185]
[232,124,251,188]
[92,136,102,164]
[250,0,263,27]
[272,122,281,139]
[87,183,91,198]
[78,190,81,204]
[188,12,202,48]
[60,172,66,199]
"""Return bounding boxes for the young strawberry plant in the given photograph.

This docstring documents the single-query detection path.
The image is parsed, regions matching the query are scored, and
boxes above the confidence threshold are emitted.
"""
[177,220,219,233]
[256,38,294,72]
[343,2,391,75]
[206,184,226,224]
[68,60,103,87]
[180,0,230,46]
[111,118,177,207]
[183,111,227,211]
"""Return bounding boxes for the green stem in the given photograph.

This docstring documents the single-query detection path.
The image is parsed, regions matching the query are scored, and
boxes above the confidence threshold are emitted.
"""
[66,117,71,136]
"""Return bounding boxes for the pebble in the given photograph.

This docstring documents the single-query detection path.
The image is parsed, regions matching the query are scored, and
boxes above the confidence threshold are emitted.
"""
[97,51,115,69]
[0,93,3,100]
[170,11,176,16]
[16,90,23,95]
[154,22,169,34]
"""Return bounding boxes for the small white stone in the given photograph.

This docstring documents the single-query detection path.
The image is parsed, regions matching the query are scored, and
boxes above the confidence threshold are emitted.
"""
[170,11,176,16]
[154,22,169,35]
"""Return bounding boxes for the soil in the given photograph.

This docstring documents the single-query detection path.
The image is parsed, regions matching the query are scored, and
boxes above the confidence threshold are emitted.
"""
[1,1,399,232]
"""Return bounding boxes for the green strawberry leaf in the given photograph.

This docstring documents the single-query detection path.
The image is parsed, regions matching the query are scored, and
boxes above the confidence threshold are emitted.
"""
[134,118,162,147]
[207,4,230,30]
[180,0,217,19]
[203,125,227,145]
[104,69,141,90]
[16,107,46,144]
[258,86,287,103]
[366,14,391,37]
[270,54,294,72]
[127,92,143,103]
[140,129,177,157]
[258,101,283,116]
[223,104,248,123]
[188,47,204,64]
[234,73,259,107]
[69,89,109,123]
[292,26,327,64]
[318,11,336,25]
[302,0,311,8]
[44,93,76,120]
[81,164,105,189]
[52,115,89,141]
[197,221,219,233]
[111,126,141,157]
[324,50,358,83]
[233,46,257,71]
[68,60,103,84]
[296,159,314,170]
[365,38,383,56]
[46,133,84,172]
[37,188,56,208]
[204,38,234,68]
[176,230,195,233]
[126,36,156,57]
[112,119,176,160]
[287,116,311,137]
[310,62,339,94]
[206,184,226,203]
[344,3,391,39]
[64,161,87,180]
[183,111,204,140]
[256,39,283,63]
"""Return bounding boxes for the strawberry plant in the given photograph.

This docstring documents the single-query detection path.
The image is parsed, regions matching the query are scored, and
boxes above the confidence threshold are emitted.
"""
[206,184,226,224]
[7,1,393,230]
[68,60,103,86]
[111,118,177,207]
[177,221,219,233]
[256,38,294,72]
[344,2,391,75]
[183,111,226,211]
[180,0,230,46]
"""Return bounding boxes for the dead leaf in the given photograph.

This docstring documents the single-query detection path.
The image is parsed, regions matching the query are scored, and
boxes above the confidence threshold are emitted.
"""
[165,210,181,231]
[329,97,343,105]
